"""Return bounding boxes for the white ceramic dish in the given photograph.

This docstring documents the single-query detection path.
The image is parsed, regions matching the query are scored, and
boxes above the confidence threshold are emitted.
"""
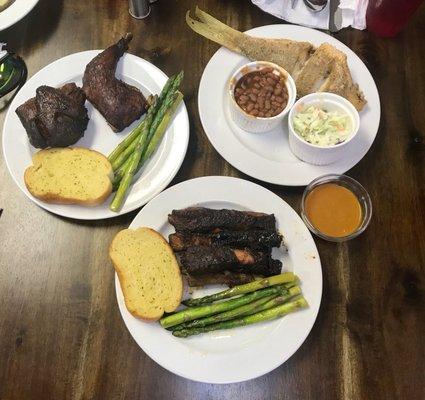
[0,0,38,31]
[115,176,322,384]
[288,92,360,165]
[198,24,381,186]
[228,61,296,133]
[2,50,189,220]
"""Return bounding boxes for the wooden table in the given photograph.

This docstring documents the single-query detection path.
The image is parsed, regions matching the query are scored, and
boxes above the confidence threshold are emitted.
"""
[0,1,424,399]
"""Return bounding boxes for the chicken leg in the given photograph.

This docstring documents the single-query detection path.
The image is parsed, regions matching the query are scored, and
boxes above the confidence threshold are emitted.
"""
[82,33,147,132]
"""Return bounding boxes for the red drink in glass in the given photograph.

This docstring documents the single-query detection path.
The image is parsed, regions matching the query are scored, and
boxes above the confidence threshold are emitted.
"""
[366,0,424,37]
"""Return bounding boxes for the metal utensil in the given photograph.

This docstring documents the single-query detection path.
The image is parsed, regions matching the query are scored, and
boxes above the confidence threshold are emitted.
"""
[329,0,341,32]
[303,0,328,12]
[128,0,151,19]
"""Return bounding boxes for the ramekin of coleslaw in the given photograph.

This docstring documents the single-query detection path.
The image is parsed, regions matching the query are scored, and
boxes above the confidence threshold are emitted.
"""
[288,93,360,165]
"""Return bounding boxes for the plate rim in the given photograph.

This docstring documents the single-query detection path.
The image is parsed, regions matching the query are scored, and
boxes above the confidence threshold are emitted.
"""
[115,175,323,384]
[198,24,381,186]
[0,0,39,31]
[2,50,190,220]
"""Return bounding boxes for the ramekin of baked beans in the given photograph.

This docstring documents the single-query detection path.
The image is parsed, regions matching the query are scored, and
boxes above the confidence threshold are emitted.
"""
[228,61,296,133]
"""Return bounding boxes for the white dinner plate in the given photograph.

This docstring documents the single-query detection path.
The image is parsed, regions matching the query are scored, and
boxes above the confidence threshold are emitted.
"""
[2,50,189,220]
[115,176,322,383]
[198,25,381,186]
[0,0,38,31]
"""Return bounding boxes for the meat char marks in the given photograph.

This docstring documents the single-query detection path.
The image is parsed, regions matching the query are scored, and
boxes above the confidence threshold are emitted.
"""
[177,245,282,276]
[16,83,89,148]
[168,207,276,232]
[82,33,147,132]
[169,230,282,251]
[168,207,285,287]
[186,271,262,288]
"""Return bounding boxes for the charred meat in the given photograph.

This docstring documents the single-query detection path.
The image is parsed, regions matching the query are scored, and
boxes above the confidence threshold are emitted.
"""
[168,207,276,233]
[169,207,285,287]
[186,271,260,288]
[169,230,282,251]
[176,245,282,276]
[16,83,89,148]
[82,33,147,132]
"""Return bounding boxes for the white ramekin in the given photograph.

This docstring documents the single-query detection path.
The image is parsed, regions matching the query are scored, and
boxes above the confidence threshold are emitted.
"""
[228,61,297,133]
[288,92,360,165]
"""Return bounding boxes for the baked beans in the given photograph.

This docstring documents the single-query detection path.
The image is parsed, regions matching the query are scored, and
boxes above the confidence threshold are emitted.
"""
[234,67,288,118]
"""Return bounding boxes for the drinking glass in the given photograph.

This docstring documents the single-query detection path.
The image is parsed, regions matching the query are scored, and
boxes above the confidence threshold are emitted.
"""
[366,0,424,37]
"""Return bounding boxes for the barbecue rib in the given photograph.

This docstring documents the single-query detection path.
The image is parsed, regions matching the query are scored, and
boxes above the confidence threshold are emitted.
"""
[82,33,147,132]
[177,245,282,276]
[168,207,276,233]
[186,271,259,287]
[16,83,89,148]
[169,230,282,251]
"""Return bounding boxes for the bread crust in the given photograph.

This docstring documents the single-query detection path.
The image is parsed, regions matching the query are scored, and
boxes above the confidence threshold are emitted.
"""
[24,147,113,206]
[109,227,183,321]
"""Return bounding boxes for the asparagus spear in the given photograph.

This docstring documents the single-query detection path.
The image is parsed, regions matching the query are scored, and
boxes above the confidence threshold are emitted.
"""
[114,71,183,178]
[239,286,302,315]
[173,296,308,338]
[109,96,158,212]
[141,91,183,163]
[114,71,182,169]
[112,90,183,189]
[182,272,295,307]
[147,71,183,143]
[173,286,302,331]
[110,96,159,171]
[107,75,176,164]
[160,285,287,329]
[171,294,277,331]
[108,121,144,165]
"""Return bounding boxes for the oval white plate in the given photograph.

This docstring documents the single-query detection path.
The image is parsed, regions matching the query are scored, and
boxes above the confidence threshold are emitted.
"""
[0,0,38,31]
[198,25,380,186]
[2,50,189,220]
[115,176,322,384]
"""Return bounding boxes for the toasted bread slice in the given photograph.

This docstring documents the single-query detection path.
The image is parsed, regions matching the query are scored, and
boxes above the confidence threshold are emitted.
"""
[24,147,113,206]
[110,228,183,321]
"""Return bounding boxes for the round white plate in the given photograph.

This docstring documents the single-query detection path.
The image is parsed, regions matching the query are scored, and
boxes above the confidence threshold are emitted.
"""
[0,0,38,31]
[115,176,322,383]
[2,50,189,220]
[198,25,381,186]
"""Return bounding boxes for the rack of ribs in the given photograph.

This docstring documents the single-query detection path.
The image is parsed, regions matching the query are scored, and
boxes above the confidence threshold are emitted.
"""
[169,207,285,287]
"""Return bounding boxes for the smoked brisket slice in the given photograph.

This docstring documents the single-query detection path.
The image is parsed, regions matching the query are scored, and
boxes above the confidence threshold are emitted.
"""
[168,207,276,233]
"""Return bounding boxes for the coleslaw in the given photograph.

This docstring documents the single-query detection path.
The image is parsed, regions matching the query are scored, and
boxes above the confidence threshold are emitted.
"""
[292,105,351,146]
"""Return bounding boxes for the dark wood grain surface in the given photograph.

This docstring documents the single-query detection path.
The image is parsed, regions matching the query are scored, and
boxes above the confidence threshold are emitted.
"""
[0,1,424,399]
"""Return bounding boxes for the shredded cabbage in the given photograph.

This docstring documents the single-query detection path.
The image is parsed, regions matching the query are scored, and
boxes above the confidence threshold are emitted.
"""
[292,105,351,146]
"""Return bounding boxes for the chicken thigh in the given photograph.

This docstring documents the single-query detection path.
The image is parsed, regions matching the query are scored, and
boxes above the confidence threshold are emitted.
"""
[82,33,147,132]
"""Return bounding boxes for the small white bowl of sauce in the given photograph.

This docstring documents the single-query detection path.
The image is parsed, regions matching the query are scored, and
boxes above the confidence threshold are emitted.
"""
[301,174,372,242]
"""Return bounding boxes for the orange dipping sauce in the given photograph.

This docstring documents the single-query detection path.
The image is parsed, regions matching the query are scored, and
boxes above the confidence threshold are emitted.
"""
[304,183,362,238]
